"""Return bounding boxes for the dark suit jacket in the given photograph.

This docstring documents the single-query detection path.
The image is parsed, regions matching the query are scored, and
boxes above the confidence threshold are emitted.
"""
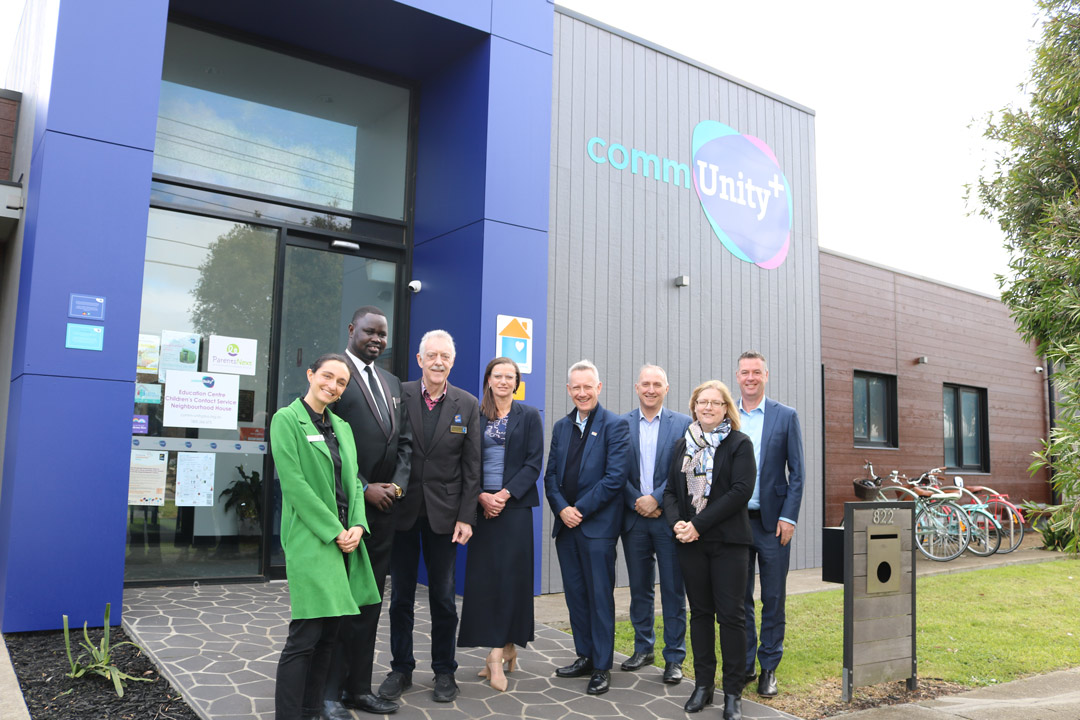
[397,380,483,534]
[754,398,805,532]
[336,355,412,500]
[663,429,756,545]
[544,402,630,539]
[482,401,544,509]
[622,406,692,533]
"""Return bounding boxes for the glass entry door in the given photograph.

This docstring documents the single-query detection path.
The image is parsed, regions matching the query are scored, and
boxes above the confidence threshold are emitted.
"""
[127,209,277,582]
[268,239,400,574]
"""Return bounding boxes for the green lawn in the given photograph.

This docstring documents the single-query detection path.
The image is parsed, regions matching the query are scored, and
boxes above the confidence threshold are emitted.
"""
[614,559,1080,694]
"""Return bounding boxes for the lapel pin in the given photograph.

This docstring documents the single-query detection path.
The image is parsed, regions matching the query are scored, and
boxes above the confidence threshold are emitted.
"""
[454,414,462,423]
[590,431,598,436]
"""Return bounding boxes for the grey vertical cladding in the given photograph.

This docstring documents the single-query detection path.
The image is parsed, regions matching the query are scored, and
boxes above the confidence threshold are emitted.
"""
[544,12,822,593]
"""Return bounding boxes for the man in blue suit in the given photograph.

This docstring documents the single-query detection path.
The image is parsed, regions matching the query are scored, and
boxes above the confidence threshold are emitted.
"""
[737,351,804,698]
[545,360,630,696]
[619,365,692,684]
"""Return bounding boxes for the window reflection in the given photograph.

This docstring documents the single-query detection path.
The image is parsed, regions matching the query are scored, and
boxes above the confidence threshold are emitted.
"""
[156,23,409,220]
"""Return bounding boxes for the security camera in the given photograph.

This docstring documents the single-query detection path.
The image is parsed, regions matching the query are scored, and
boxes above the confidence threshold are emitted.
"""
[407,280,422,294]
[1035,366,1044,374]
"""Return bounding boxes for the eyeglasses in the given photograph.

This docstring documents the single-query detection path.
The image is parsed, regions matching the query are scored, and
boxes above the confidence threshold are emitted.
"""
[695,399,726,408]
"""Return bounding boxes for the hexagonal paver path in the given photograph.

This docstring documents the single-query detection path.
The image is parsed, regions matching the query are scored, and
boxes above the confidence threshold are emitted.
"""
[124,584,798,720]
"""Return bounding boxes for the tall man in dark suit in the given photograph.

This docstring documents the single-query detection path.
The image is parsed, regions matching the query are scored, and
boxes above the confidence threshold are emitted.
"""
[737,351,804,698]
[545,360,630,696]
[620,365,692,684]
[326,306,410,716]
[378,329,481,705]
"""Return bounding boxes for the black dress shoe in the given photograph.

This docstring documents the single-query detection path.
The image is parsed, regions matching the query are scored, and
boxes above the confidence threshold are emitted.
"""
[586,669,610,695]
[757,668,778,697]
[723,692,743,720]
[684,684,714,713]
[377,671,412,700]
[342,691,399,714]
[555,656,594,678]
[663,662,683,684]
[744,671,758,686]
[432,673,458,703]
[320,700,353,720]
[620,650,654,671]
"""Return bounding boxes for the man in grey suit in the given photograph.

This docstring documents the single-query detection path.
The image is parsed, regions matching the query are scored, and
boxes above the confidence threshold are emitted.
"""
[619,365,692,684]
[327,306,410,717]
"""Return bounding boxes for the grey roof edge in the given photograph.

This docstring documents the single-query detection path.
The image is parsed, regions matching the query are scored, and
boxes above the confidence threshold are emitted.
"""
[820,246,1002,301]
[554,5,816,116]
[0,89,21,102]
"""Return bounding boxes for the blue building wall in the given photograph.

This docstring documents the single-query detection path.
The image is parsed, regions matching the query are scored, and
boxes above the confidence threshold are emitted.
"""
[0,0,168,633]
[0,0,553,631]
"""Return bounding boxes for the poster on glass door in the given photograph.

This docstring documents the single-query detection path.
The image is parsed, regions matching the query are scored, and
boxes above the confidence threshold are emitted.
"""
[163,371,240,430]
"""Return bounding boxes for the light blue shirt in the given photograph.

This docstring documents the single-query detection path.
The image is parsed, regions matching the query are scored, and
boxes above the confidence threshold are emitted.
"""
[638,410,662,496]
[739,399,766,510]
[739,397,796,526]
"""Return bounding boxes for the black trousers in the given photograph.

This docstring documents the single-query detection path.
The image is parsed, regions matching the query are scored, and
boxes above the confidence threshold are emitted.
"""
[677,539,749,696]
[326,507,396,697]
[276,616,343,720]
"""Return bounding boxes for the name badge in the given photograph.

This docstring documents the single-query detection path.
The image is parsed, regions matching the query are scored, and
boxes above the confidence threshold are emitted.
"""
[450,424,467,434]
[306,434,324,442]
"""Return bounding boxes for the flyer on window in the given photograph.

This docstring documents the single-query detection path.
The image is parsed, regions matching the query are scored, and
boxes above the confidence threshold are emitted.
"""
[137,334,161,374]
[163,370,240,430]
[175,452,216,507]
[158,330,200,382]
[128,449,168,506]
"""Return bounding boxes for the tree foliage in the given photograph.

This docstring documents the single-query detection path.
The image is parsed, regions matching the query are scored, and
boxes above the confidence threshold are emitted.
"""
[975,0,1080,552]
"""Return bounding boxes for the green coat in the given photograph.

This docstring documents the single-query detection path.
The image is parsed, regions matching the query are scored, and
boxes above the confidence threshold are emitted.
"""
[270,398,380,619]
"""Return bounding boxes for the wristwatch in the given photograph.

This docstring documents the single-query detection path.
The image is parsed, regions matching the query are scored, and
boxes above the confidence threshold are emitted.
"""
[392,483,403,499]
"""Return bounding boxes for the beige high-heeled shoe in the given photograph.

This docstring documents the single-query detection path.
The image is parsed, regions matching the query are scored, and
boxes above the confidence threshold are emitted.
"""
[503,643,518,673]
[482,648,507,691]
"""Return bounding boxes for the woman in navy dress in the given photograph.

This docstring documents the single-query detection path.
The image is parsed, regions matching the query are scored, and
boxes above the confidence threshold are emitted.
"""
[458,357,544,691]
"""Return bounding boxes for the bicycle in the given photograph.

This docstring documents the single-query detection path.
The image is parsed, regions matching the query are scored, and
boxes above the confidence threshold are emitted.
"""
[910,469,1001,556]
[853,462,972,561]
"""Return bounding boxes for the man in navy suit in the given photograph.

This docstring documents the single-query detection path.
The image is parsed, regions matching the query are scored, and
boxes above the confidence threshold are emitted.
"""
[619,365,692,684]
[545,360,630,696]
[737,351,804,698]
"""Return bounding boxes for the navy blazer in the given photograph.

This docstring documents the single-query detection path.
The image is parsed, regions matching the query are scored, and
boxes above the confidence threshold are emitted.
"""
[544,402,630,539]
[662,430,755,545]
[481,401,544,509]
[622,406,692,533]
[753,398,805,532]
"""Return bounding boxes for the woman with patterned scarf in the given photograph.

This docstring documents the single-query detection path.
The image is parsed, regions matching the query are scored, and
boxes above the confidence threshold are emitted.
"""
[663,380,756,720]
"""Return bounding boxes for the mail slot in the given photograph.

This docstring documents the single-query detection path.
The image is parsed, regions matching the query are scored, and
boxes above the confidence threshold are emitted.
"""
[866,524,901,594]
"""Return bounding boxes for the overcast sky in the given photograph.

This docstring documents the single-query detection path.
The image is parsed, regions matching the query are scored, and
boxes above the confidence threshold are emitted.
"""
[2,1,1041,296]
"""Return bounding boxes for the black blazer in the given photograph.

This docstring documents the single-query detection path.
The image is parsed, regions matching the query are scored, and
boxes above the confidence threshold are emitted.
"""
[398,380,483,534]
[663,429,756,545]
[335,355,412,500]
[481,401,544,509]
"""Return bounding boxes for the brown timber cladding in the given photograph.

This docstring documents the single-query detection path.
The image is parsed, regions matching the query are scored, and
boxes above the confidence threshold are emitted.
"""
[0,94,18,181]
[820,250,1051,527]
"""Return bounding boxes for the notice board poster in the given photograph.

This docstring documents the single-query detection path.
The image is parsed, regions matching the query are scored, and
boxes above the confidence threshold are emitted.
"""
[175,452,216,507]
[129,449,168,506]
[163,371,240,430]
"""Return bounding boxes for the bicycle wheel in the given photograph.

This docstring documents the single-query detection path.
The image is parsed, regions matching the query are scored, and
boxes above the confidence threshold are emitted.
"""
[985,499,1024,553]
[915,501,970,561]
[966,508,1001,556]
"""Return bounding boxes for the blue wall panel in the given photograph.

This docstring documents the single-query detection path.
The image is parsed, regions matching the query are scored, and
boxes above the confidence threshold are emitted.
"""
[485,37,553,233]
[413,41,490,246]
[408,222,485,389]
[0,375,133,631]
[10,133,153,382]
[394,0,492,33]
[492,0,554,54]
[46,0,167,150]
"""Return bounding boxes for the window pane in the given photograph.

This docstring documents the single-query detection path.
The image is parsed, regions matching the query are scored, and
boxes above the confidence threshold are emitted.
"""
[156,24,409,220]
[868,377,887,443]
[129,209,278,582]
[943,388,956,467]
[961,389,982,467]
[853,376,868,441]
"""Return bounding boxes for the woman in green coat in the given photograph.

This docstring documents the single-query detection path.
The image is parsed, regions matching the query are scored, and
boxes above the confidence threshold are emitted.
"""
[270,353,380,720]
